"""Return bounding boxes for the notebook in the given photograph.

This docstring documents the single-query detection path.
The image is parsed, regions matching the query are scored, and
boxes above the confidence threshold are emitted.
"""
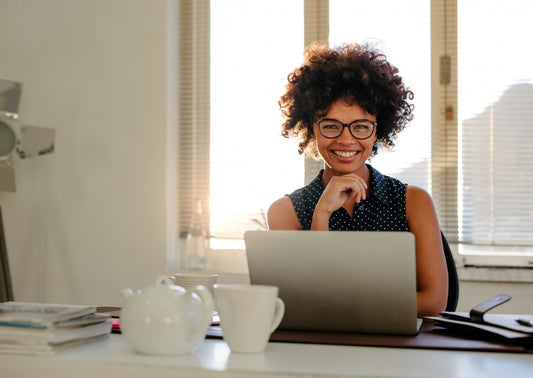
[244,230,422,335]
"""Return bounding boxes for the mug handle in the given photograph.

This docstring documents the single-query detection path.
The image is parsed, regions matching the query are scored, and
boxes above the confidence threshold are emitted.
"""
[190,285,215,331]
[270,297,285,333]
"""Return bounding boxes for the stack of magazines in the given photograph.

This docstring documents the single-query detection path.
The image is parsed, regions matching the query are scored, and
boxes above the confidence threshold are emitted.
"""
[0,301,112,355]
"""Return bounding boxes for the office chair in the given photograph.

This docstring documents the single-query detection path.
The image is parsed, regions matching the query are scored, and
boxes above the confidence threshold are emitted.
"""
[441,231,459,311]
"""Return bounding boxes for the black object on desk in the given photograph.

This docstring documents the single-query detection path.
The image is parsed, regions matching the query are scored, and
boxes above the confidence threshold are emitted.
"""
[0,205,14,302]
[516,318,533,327]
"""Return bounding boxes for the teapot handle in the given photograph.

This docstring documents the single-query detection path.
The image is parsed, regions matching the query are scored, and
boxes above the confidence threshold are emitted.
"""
[188,285,214,337]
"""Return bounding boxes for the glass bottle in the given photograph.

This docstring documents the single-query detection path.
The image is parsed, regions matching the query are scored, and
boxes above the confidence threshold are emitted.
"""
[184,199,208,270]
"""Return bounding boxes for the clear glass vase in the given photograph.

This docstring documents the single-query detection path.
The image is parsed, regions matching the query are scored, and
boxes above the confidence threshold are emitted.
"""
[184,199,209,271]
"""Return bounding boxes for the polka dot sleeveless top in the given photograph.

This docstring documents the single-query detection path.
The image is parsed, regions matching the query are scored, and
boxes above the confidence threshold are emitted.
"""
[287,165,409,231]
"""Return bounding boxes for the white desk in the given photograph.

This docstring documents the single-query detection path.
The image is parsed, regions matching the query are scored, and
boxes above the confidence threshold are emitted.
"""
[2,334,533,378]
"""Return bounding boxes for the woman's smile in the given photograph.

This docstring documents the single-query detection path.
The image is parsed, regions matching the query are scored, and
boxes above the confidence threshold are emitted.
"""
[332,149,359,158]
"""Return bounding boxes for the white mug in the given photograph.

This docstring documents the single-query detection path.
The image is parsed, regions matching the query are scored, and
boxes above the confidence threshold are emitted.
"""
[214,284,285,353]
[172,272,218,298]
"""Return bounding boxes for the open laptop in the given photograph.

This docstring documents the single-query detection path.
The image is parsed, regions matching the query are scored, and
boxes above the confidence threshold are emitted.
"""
[244,230,422,335]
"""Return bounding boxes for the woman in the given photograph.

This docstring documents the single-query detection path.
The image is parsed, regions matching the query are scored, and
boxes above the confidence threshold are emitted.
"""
[268,42,448,316]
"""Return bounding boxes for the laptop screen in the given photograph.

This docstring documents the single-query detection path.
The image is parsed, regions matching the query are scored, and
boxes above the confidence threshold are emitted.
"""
[245,230,420,335]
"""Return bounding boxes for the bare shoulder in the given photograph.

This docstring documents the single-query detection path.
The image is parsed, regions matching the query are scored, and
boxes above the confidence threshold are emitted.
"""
[406,185,434,207]
[405,185,440,230]
[267,196,301,230]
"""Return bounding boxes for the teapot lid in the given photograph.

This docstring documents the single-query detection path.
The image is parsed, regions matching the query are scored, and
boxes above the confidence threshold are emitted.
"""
[152,275,185,293]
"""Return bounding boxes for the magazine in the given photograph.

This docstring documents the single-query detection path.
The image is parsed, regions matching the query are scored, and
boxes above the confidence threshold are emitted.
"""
[0,316,112,344]
[0,334,110,356]
[0,302,111,355]
[0,302,96,327]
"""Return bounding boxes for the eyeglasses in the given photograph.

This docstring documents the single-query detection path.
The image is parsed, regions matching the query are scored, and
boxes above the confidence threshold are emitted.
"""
[316,118,377,140]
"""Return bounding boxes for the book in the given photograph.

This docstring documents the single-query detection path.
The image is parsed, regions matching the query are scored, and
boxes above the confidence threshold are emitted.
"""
[0,334,110,356]
[0,315,112,344]
[0,302,112,355]
[0,302,96,327]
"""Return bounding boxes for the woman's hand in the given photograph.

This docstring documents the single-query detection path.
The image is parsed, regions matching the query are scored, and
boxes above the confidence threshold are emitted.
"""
[311,173,367,230]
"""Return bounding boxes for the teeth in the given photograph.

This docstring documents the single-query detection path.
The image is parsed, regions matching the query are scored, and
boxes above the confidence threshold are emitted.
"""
[334,150,357,157]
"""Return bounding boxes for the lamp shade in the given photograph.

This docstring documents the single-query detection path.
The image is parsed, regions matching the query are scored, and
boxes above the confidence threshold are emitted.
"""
[0,79,55,192]
[0,120,17,160]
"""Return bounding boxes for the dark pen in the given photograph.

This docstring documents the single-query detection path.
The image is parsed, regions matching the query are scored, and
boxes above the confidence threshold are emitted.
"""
[515,318,533,327]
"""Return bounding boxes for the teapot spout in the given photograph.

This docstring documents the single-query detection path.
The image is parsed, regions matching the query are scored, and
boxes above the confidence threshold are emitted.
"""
[121,288,134,301]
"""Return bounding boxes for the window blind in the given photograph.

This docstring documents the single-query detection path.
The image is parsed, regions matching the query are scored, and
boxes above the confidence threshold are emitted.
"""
[208,1,305,243]
[178,0,210,237]
[431,0,459,242]
[304,0,329,184]
[180,0,308,242]
[329,0,432,194]
[456,0,533,246]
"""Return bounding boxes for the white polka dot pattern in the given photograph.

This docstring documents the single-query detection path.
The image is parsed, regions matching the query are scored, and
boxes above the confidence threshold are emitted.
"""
[287,165,408,231]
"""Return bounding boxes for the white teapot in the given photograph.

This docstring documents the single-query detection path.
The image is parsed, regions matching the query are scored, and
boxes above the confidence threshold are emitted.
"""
[120,275,214,355]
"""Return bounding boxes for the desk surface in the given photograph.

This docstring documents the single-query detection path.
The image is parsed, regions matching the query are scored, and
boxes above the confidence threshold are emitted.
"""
[2,334,533,378]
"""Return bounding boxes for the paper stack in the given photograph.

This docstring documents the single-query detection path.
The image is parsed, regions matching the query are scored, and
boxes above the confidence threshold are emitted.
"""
[0,301,112,355]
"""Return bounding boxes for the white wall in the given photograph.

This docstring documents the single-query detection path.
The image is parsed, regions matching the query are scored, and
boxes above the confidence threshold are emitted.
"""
[457,281,533,314]
[0,0,176,306]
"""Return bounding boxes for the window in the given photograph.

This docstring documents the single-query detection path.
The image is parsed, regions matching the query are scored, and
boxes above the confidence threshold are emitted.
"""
[210,0,305,247]
[329,0,431,190]
[205,0,431,249]
[457,0,533,249]
[179,0,533,268]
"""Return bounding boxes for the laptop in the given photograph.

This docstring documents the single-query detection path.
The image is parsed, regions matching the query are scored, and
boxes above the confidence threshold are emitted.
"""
[244,230,422,335]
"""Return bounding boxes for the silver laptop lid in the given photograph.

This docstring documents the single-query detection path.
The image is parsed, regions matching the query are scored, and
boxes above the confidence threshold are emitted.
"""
[245,230,419,335]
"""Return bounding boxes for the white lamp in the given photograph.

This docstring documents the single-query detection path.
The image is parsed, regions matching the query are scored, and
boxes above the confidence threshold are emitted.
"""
[0,79,55,192]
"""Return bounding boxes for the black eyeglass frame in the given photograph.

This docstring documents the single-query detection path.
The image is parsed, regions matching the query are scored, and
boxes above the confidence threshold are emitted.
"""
[315,118,377,140]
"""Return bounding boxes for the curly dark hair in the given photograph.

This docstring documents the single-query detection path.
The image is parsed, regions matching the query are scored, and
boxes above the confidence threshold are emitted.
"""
[279,41,414,159]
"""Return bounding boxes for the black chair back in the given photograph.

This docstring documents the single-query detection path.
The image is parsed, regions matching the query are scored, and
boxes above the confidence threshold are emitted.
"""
[441,231,459,311]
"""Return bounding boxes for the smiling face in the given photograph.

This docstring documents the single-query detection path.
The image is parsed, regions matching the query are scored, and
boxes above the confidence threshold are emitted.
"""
[313,99,377,179]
